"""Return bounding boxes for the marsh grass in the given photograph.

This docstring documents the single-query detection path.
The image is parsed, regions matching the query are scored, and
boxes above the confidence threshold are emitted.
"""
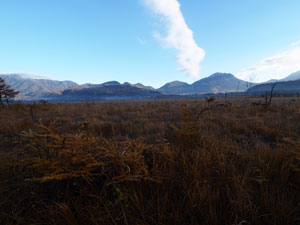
[1,98,300,224]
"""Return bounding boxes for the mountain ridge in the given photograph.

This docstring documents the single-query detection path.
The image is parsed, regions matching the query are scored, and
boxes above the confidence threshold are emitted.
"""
[248,78,300,94]
[158,73,254,95]
[1,71,300,101]
[0,73,78,99]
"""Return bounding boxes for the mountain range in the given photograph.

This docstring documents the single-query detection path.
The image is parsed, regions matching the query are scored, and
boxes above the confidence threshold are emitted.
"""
[249,80,300,95]
[0,73,78,99]
[52,82,161,101]
[247,71,300,95]
[1,71,300,101]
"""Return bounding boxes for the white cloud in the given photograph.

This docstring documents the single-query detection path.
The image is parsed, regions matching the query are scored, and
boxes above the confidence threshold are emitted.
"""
[292,39,300,46]
[142,0,205,78]
[237,46,300,82]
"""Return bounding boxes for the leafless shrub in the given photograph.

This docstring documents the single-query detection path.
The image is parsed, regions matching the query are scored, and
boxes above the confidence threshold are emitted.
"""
[205,96,215,107]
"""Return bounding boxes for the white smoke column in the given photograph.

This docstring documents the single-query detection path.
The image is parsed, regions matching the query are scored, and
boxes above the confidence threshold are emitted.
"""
[143,0,205,78]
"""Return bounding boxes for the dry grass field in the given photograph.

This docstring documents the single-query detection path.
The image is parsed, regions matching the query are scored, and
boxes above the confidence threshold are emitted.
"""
[1,97,300,225]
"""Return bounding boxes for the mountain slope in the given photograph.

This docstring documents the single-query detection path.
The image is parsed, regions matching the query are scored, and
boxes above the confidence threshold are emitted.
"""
[158,81,191,95]
[191,73,250,94]
[1,74,78,98]
[123,82,155,90]
[264,71,300,83]
[281,71,300,81]
[248,79,300,94]
[158,73,252,95]
[51,83,162,101]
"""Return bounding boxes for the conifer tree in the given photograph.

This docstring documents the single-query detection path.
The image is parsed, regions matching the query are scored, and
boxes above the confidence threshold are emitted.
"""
[0,77,19,105]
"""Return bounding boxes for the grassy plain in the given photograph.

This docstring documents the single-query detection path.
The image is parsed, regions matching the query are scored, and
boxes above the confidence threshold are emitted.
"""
[1,97,300,225]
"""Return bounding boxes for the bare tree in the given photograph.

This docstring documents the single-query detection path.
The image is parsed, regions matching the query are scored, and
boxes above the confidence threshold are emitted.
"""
[264,82,277,106]
[245,74,256,104]
[236,81,241,94]
[205,96,215,107]
[248,74,256,89]
[267,82,277,105]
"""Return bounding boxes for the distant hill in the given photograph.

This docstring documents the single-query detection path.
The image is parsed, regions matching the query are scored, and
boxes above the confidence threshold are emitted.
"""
[50,83,162,101]
[158,81,191,94]
[264,79,279,83]
[158,73,252,95]
[248,79,300,95]
[191,73,250,93]
[0,72,52,79]
[281,71,300,81]
[264,71,300,83]
[0,74,78,99]
[102,81,120,85]
[123,82,155,90]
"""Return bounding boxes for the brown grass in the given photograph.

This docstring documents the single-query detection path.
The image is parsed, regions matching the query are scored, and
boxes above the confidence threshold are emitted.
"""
[1,97,300,225]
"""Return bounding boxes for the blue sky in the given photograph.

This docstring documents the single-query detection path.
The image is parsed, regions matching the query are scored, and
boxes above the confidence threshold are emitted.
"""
[0,0,300,87]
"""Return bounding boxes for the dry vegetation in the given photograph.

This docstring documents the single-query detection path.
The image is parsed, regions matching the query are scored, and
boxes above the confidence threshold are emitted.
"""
[1,97,300,225]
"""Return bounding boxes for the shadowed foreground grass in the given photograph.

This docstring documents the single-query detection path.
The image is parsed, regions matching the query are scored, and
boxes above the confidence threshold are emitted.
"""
[1,98,300,225]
